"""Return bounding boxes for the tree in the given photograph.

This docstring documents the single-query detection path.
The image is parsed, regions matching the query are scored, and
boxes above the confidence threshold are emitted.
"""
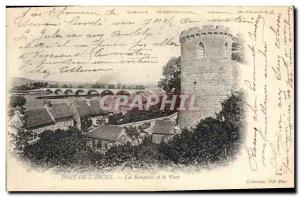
[232,40,245,63]
[159,90,245,166]
[160,117,229,165]
[10,128,32,156]
[81,117,93,132]
[158,129,194,164]
[100,136,164,169]
[192,117,229,164]
[124,126,140,143]
[49,83,59,88]
[9,95,26,108]
[91,83,105,88]
[108,84,115,89]
[158,57,181,94]
[117,83,122,89]
[23,128,89,167]
[10,81,50,93]
[135,85,145,89]
[216,90,245,156]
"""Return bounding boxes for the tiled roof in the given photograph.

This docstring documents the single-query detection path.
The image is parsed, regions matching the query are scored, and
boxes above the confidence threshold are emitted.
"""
[24,108,55,129]
[86,125,124,142]
[48,103,73,120]
[72,99,108,117]
[89,100,102,115]
[152,120,176,135]
[24,99,44,110]
[76,100,91,117]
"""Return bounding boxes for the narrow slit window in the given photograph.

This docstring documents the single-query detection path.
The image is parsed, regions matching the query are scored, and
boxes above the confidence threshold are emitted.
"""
[196,42,205,59]
[224,42,228,58]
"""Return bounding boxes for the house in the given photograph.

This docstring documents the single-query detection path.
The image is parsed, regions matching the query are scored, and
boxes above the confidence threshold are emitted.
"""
[151,120,177,144]
[45,102,74,130]
[85,125,131,151]
[68,99,109,130]
[7,109,24,136]
[68,99,92,130]
[8,101,77,144]
[7,109,25,151]
[23,108,56,141]
[86,99,108,126]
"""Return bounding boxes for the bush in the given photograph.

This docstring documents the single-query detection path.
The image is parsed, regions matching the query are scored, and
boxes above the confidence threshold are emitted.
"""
[23,128,89,167]
[159,90,245,166]
[9,95,26,108]
[158,57,181,94]
[95,136,165,169]
[81,117,93,132]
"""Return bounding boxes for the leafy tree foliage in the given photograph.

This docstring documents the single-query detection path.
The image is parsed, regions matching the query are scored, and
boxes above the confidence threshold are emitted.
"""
[10,81,49,92]
[232,41,245,63]
[81,117,93,132]
[48,83,59,88]
[95,136,163,169]
[91,83,105,88]
[10,128,32,156]
[9,95,26,108]
[124,126,140,142]
[107,84,115,89]
[108,108,173,125]
[23,128,89,167]
[217,90,245,140]
[135,85,145,90]
[159,90,245,165]
[158,57,181,94]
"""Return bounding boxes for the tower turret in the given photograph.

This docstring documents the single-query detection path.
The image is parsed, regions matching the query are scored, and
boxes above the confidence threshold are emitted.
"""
[179,25,239,128]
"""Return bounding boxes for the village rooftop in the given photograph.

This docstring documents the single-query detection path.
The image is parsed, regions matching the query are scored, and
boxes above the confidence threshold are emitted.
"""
[100,94,201,112]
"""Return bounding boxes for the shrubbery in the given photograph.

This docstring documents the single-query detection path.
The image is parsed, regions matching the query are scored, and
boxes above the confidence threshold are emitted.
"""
[81,117,93,133]
[108,107,173,125]
[90,136,164,169]
[160,90,245,165]
[23,127,90,167]
[10,81,49,92]
[158,57,181,94]
[9,95,26,108]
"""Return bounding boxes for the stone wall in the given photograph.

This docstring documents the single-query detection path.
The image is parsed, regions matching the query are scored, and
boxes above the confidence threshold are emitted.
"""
[179,26,239,129]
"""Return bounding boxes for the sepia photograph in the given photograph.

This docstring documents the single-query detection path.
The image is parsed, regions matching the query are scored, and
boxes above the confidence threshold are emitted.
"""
[5,5,295,191]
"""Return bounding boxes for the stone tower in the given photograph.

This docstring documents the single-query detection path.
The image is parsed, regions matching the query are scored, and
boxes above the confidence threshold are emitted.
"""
[179,25,239,129]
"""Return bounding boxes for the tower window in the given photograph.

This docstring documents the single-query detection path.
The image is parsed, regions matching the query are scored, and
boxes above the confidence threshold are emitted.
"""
[196,42,205,59]
[224,42,228,58]
[193,80,197,91]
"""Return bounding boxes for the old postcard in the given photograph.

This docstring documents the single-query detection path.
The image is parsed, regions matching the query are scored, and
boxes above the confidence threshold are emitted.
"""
[6,6,294,191]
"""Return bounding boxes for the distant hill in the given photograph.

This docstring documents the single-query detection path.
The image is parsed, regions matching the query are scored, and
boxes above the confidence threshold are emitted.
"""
[11,77,82,87]
[11,77,35,86]
[11,77,157,89]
